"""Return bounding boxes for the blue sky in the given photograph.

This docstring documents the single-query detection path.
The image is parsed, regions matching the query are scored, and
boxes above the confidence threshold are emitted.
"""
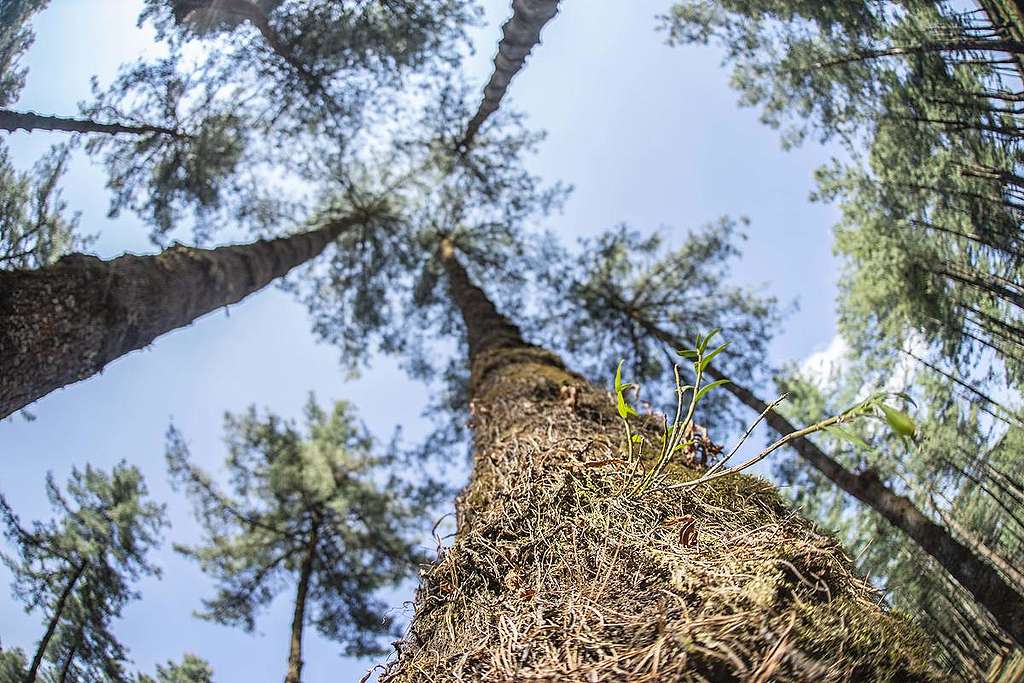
[0,1,841,681]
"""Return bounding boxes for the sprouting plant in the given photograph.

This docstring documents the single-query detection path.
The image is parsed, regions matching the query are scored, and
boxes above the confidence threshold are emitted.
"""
[614,330,917,496]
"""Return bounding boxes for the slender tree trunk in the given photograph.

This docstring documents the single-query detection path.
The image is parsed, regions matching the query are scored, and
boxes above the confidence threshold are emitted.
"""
[0,216,360,419]
[631,317,1024,648]
[382,241,935,681]
[25,561,85,683]
[933,501,1024,592]
[0,109,180,137]
[284,518,319,683]
[458,0,561,151]
[56,638,78,683]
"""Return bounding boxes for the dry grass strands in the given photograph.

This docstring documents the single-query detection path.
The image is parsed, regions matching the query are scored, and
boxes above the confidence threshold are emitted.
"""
[381,348,938,682]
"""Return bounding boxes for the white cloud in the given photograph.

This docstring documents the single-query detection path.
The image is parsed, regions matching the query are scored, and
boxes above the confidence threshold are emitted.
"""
[800,334,849,388]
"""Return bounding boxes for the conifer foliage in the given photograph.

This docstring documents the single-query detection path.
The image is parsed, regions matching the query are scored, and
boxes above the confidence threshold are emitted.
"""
[166,398,438,683]
[0,463,166,683]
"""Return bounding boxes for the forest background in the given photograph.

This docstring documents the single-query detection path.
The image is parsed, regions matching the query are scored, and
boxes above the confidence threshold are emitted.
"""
[1,0,943,680]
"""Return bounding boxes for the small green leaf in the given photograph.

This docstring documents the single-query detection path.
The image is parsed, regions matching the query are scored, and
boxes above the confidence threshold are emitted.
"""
[880,404,916,438]
[694,379,730,403]
[698,341,731,372]
[632,434,644,443]
[697,328,721,354]
[824,425,871,450]
[677,348,699,360]
[614,360,639,419]
[617,391,638,420]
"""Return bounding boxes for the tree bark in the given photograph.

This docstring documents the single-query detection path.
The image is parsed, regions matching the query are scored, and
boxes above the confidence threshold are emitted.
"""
[458,0,561,151]
[0,217,360,419]
[284,518,319,683]
[25,561,86,683]
[381,243,935,681]
[632,318,1024,648]
[0,109,180,137]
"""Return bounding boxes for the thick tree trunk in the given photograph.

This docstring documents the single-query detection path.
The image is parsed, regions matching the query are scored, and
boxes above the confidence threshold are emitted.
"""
[633,318,1024,648]
[458,0,561,151]
[25,561,85,683]
[0,109,180,137]
[0,217,359,419]
[284,519,319,683]
[382,243,935,681]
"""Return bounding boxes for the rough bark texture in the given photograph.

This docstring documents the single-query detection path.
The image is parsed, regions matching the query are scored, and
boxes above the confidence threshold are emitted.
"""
[0,218,357,419]
[285,519,319,683]
[458,0,561,151]
[637,319,1024,649]
[0,109,180,137]
[381,245,936,682]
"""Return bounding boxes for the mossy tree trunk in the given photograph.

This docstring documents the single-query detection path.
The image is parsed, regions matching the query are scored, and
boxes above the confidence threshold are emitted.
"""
[0,217,359,419]
[382,241,936,681]
[632,317,1024,648]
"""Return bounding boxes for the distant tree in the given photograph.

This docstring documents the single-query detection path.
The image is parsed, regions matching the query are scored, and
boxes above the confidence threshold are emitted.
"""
[0,0,82,271]
[136,654,214,683]
[166,398,439,683]
[0,647,29,682]
[0,145,83,271]
[0,463,166,683]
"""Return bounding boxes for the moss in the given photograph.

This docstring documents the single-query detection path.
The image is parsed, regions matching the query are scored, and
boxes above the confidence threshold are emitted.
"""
[385,354,939,682]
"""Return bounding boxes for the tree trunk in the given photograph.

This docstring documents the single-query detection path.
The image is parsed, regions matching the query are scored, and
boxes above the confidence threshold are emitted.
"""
[56,637,78,683]
[285,518,319,683]
[0,109,180,137]
[25,561,86,683]
[0,217,359,419]
[977,0,1024,80]
[381,242,935,681]
[631,318,1024,648]
[458,0,561,151]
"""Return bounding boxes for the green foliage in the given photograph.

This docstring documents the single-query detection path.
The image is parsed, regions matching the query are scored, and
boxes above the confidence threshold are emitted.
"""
[136,654,214,683]
[305,82,567,379]
[0,144,86,270]
[532,218,779,435]
[166,396,439,658]
[85,0,479,243]
[0,0,85,270]
[775,354,1023,678]
[0,0,50,107]
[661,4,1024,670]
[0,647,28,681]
[618,330,916,497]
[0,463,167,682]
